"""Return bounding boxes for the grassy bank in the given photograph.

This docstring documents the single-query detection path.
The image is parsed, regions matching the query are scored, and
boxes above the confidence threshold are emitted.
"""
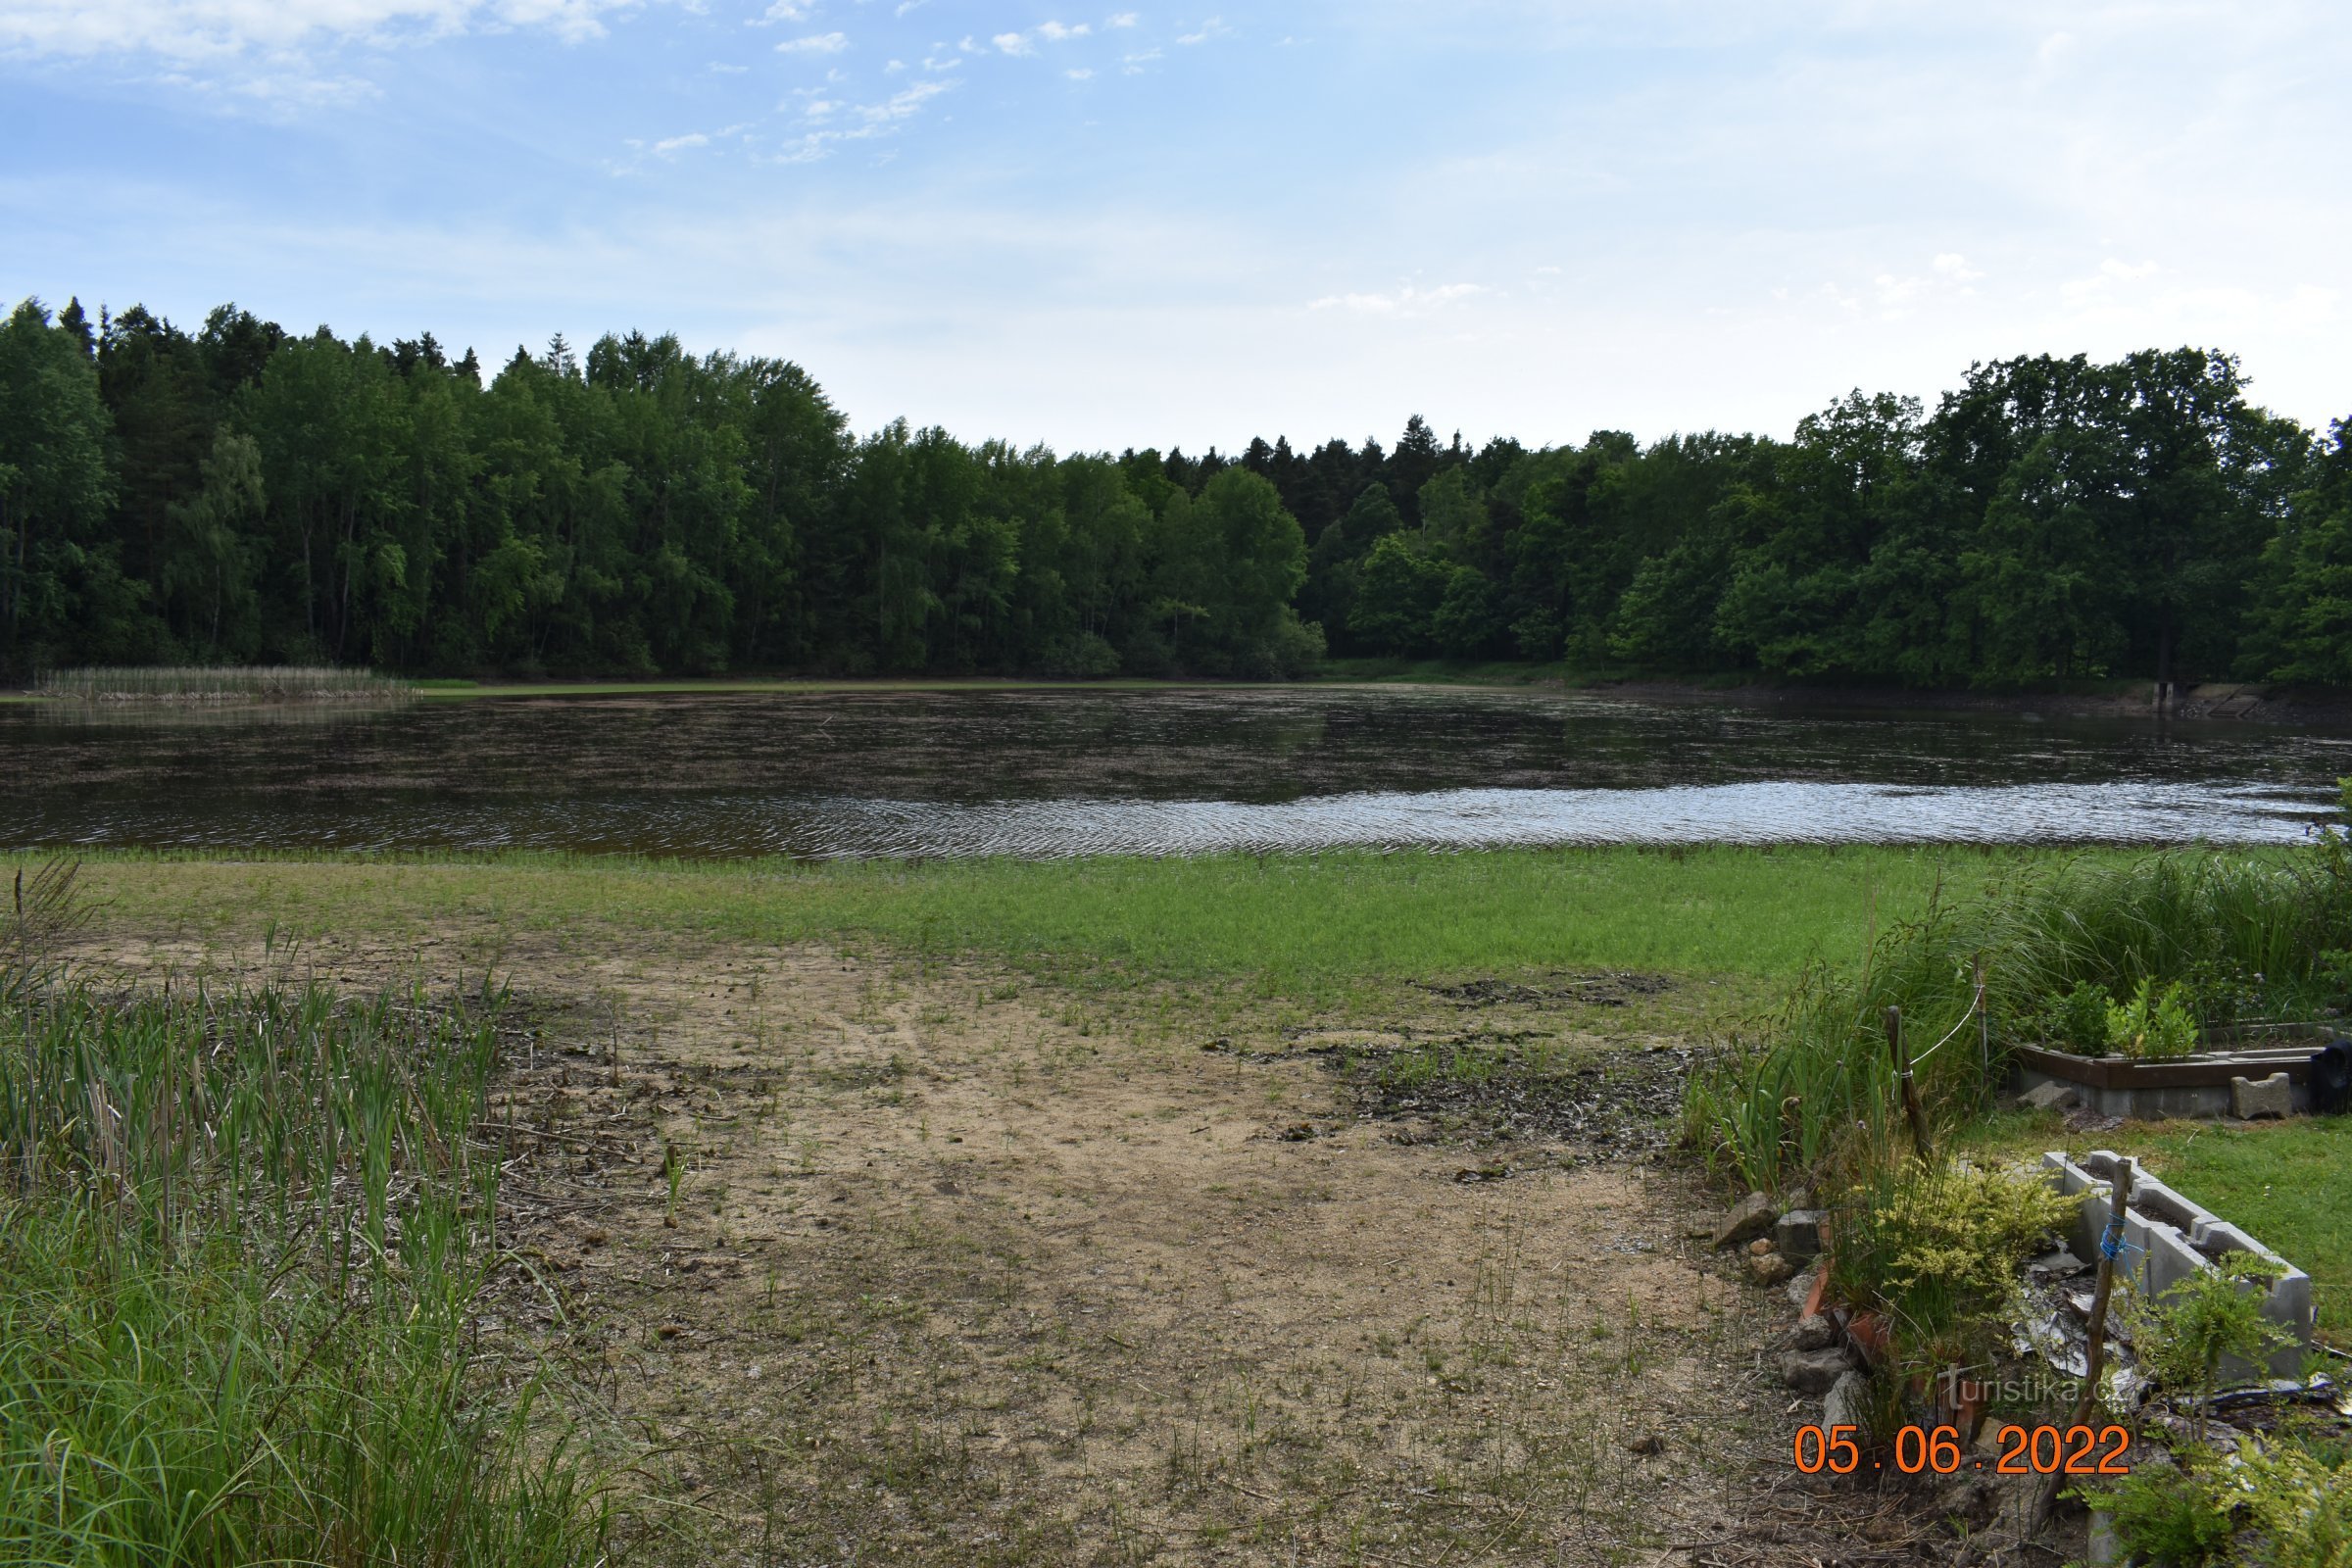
[46,844,2143,1000]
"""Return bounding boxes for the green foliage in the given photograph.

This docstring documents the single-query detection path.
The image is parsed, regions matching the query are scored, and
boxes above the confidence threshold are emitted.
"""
[2105,977,2202,1059]
[7,292,2347,688]
[2230,1443,2352,1567]
[2132,1255,2295,1425]
[1827,1162,2082,1360]
[0,977,608,1564]
[2046,980,2114,1053]
[2089,1466,2239,1567]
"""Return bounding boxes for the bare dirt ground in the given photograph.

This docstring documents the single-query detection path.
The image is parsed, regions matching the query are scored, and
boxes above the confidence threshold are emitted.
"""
[71,918,2019,1567]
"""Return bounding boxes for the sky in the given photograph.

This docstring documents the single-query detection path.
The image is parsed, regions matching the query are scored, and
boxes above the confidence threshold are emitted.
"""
[3,1,2348,455]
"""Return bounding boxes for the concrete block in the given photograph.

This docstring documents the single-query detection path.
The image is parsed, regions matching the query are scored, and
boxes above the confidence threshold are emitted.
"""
[2044,1149,2315,1375]
[2232,1071,2293,1120]
[1775,1209,1828,1263]
[2141,1222,2207,1298]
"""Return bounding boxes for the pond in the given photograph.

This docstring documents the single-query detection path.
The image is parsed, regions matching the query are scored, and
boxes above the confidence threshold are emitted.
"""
[2,686,2346,859]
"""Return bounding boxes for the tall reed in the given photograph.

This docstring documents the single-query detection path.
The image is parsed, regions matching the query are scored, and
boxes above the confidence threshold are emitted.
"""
[0,979,607,1565]
[34,665,413,704]
[1686,834,2352,1194]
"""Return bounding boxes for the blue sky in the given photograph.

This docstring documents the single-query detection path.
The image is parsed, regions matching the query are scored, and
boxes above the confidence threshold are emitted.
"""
[4,1,2348,453]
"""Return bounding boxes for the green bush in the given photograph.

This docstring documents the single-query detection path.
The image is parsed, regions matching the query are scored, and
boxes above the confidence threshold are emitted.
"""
[2233,1443,2352,1567]
[2090,1466,2238,1567]
[1828,1162,2082,1364]
[2106,978,2202,1060]
[2131,1254,2295,1436]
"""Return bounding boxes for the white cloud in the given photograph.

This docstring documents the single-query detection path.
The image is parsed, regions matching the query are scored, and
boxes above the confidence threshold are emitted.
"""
[1105,10,1137,25]
[653,131,708,153]
[2062,258,2161,309]
[1176,15,1226,45]
[775,29,846,52]
[1065,66,1092,79]
[750,0,807,23]
[0,0,668,58]
[1037,20,1088,40]
[1309,282,1484,317]
[991,30,1031,55]
[859,76,949,122]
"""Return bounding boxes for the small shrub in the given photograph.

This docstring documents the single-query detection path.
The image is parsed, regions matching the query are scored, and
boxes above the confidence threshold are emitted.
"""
[2089,1466,2237,1567]
[2132,1254,2294,1435]
[2231,1442,2352,1567]
[2046,981,2114,1054]
[1830,1162,2083,1362]
[2106,978,2201,1060]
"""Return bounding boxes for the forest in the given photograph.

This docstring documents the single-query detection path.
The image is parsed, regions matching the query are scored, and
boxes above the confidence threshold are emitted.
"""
[3,293,2349,688]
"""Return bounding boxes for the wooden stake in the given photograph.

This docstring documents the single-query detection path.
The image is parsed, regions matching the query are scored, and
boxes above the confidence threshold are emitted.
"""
[1886,1005,1933,1162]
[2032,1155,2134,1536]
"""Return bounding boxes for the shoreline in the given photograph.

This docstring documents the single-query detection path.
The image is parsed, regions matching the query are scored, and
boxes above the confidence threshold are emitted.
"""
[9,667,2351,727]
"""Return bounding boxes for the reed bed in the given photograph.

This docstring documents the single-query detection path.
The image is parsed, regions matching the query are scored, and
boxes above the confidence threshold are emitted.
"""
[1686,829,2352,1193]
[0,967,605,1564]
[34,665,413,704]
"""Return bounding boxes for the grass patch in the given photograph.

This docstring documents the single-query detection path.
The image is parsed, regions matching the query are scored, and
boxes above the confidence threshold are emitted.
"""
[46,844,2128,1000]
[35,664,413,704]
[412,676,1212,700]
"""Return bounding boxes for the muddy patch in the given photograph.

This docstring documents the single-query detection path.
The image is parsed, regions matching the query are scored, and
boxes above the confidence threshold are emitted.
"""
[1413,970,1679,1008]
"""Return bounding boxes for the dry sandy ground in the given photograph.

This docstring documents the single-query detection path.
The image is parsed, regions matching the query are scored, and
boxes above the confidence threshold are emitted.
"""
[71,920,2019,1568]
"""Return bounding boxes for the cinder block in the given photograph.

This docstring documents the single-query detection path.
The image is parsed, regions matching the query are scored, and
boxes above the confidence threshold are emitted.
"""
[2231,1071,2293,1119]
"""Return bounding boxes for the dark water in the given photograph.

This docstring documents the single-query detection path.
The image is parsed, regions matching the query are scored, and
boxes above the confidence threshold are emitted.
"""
[2,688,2346,858]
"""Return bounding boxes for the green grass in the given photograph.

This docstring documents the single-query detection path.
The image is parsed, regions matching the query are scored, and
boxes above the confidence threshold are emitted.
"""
[49,844,2137,999]
[0,980,607,1565]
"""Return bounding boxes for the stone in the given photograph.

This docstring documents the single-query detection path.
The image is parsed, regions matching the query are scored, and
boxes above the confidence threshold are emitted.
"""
[1786,1267,1821,1311]
[2028,1248,2084,1279]
[2231,1071,2292,1120]
[1791,1312,1838,1350]
[1781,1346,1855,1395]
[1775,1208,1828,1263]
[1747,1237,1778,1257]
[1625,1433,1664,1456]
[1712,1191,1778,1250]
[1782,1187,1814,1214]
[1747,1251,1795,1287]
[2016,1080,2082,1112]
[1935,1474,2000,1531]
[1821,1368,1872,1431]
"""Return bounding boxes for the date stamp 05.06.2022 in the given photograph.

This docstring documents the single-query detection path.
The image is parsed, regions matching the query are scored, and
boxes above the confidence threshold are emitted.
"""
[1793,1424,2133,1478]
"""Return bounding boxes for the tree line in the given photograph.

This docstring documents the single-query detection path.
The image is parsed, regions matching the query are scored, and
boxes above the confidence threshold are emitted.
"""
[4,294,2349,687]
